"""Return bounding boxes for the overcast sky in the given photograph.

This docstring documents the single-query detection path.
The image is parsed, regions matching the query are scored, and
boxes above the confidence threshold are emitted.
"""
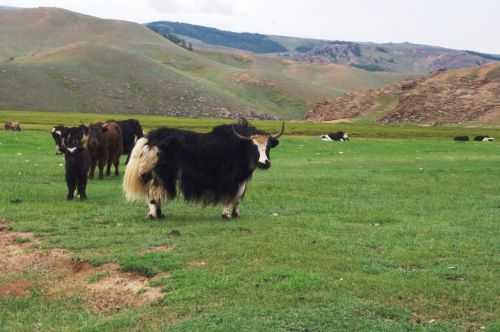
[2,0,499,53]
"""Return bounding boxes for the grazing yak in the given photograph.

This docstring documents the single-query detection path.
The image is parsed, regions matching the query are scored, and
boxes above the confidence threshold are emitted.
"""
[123,119,284,220]
[474,135,495,142]
[51,125,67,154]
[4,121,21,131]
[60,126,91,200]
[321,132,349,142]
[454,136,470,142]
[87,122,123,179]
[115,119,144,164]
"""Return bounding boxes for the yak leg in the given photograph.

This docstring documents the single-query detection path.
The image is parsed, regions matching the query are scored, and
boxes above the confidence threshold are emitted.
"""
[147,181,166,220]
[89,159,97,179]
[232,182,247,218]
[66,173,76,200]
[222,182,247,220]
[77,175,88,200]
[114,154,120,176]
[98,155,106,179]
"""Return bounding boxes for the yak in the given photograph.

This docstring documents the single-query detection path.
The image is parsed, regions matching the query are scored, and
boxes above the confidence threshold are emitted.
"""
[474,135,495,142]
[60,126,91,200]
[115,119,144,164]
[123,119,284,220]
[321,132,349,142]
[87,122,123,179]
[4,121,21,131]
[454,136,469,142]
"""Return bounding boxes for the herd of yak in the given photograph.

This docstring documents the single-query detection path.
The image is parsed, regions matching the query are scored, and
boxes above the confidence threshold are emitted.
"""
[46,119,284,220]
[2,119,496,220]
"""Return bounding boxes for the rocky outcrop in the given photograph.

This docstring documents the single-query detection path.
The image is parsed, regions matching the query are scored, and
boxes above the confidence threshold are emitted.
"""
[306,63,500,125]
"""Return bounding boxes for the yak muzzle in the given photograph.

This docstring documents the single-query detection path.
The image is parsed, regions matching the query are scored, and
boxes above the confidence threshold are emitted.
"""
[257,160,271,170]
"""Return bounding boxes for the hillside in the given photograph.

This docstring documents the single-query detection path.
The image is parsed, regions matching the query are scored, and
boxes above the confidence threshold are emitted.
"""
[0,7,407,119]
[305,63,500,125]
[148,21,500,74]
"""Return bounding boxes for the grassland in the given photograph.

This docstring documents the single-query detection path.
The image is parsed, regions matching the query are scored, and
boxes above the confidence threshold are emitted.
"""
[1,113,500,331]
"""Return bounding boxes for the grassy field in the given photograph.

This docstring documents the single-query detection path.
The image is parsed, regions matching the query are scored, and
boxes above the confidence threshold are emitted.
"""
[3,110,500,138]
[1,120,500,331]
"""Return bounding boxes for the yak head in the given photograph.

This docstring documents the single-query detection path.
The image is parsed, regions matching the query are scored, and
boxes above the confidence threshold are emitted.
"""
[87,122,109,148]
[232,119,285,170]
[51,125,66,154]
[62,125,89,155]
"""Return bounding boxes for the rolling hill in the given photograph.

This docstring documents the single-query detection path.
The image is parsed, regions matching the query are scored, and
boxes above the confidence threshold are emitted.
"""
[0,7,408,119]
[305,63,500,125]
[148,21,500,74]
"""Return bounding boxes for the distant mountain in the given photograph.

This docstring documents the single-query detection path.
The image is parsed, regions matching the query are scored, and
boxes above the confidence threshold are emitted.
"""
[0,7,407,119]
[0,6,20,11]
[282,41,498,74]
[147,21,287,54]
[305,63,500,125]
[146,22,500,74]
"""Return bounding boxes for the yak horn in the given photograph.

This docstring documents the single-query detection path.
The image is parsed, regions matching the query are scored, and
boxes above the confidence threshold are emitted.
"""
[232,125,251,141]
[272,122,285,139]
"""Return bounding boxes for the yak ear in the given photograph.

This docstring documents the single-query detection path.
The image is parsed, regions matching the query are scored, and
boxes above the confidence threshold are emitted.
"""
[80,125,89,135]
[101,123,109,132]
[269,137,280,148]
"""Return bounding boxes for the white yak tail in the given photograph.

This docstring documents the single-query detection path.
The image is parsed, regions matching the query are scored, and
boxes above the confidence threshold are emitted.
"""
[123,137,159,202]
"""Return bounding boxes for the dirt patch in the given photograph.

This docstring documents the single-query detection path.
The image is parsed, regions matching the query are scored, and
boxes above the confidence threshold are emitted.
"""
[0,280,33,298]
[0,222,165,312]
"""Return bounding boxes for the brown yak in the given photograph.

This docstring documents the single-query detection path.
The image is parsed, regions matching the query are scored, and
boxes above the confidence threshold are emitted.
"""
[87,122,123,179]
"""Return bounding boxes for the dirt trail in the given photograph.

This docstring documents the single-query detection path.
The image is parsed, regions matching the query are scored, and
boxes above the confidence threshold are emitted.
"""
[0,220,165,312]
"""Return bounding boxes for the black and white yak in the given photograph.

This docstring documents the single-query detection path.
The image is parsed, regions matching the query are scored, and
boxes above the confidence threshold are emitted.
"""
[321,132,349,142]
[123,120,284,220]
[474,135,495,142]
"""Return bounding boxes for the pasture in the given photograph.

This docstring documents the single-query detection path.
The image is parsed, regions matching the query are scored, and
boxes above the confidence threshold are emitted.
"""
[1,121,500,331]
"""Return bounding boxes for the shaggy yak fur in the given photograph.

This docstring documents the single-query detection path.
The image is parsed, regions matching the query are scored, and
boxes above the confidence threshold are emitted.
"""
[123,119,284,220]
[115,119,144,164]
[61,126,91,200]
[87,122,123,179]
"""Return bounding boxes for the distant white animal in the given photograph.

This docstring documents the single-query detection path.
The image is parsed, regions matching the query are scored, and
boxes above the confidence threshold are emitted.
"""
[321,132,349,142]
[474,135,495,142]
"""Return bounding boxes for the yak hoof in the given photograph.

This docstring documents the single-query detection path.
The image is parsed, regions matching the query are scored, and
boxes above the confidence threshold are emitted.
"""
[221,214,232,221]
[148,214,165,220]
[67,196,74,201]
[232,212,240,219]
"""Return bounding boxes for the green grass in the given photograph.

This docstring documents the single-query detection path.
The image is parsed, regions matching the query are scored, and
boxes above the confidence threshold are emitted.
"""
[1,125,500,331]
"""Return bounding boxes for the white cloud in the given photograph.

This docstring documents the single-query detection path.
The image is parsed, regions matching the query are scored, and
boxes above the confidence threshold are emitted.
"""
[147,0,235,16]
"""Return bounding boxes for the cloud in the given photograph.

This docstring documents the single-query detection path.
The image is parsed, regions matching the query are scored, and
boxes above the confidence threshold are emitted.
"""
[147,0,235,16]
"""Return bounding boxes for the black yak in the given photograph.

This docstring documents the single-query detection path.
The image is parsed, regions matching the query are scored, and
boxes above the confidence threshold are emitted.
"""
[123,119,284,220]
[61,126,91,200]
[115,119,144,164]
